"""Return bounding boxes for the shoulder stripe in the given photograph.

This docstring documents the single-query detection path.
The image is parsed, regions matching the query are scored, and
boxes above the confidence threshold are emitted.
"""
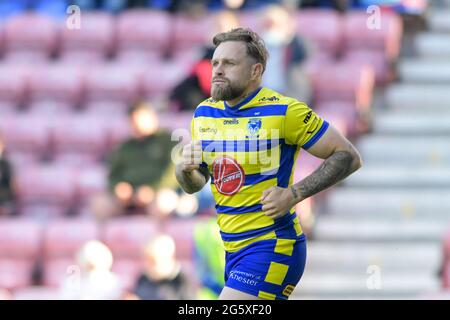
[194,105,288,118]
[302,120,329,150]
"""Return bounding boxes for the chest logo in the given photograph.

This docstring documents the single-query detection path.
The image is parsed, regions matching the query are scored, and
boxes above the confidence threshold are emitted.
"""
[212,156,245,196]
[246,118,262,139]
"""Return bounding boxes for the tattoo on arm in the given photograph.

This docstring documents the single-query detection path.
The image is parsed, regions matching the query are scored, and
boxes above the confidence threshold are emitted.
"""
[292,150,354,200]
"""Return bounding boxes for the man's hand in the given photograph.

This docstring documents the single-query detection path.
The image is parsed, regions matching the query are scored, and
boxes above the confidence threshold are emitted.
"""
[175,140,209,194]
[261,186,299,219]
[180,140,203,173]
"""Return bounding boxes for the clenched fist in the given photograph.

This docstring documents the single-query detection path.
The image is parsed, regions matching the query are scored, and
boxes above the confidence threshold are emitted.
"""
[180,140,203,173]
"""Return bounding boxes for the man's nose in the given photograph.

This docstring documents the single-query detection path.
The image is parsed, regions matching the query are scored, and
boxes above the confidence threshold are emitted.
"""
[213,64,224,77]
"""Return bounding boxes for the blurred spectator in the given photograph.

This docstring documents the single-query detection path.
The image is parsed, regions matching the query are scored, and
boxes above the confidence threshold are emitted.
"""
[261,5,312,103]
[298,0,352,12]
[0,133,16,217]
[169,10,240,111]
[90,101,178,221]
[0,289,12,300]
[59,240,123,300]
[126,234,191,300]
[193,217,225,299]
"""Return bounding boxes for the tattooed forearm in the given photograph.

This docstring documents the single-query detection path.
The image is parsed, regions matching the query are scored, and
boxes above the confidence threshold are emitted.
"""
[175,165,209,194]
[291,150,357,201]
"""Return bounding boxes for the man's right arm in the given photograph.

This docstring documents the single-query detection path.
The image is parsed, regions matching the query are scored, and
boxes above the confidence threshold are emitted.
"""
[175,141,210,194]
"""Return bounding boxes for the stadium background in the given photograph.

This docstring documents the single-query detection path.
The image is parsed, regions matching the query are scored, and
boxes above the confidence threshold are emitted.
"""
[0,0,449,300]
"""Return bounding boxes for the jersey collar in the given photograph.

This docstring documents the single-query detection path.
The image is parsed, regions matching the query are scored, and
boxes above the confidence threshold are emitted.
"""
[224,86,263,110]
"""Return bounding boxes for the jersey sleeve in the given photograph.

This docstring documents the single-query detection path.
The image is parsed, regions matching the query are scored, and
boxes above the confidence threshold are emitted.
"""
[284,100,329,149]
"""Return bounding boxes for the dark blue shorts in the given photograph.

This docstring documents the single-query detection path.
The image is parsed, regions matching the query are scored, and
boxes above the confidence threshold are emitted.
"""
[224,237,307,300]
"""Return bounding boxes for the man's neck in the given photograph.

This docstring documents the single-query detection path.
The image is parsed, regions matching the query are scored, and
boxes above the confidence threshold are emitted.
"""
[226,83,261,107]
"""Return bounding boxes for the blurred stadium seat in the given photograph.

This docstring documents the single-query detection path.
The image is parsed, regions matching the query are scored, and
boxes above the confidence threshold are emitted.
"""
[309,62,375,112]
[43,219,101,260]
[0,114,51,164]
[3,13,58,62]
[116,9,171,62]
[295,9,343,59]
[15,164,77,218]
[50,114,109,164]
[103,217,159,259]
[59,12,115,62]
[161,218,197,261]
[27,63,85,112]
[0,218,42,290]
[84,63,142,105]
[41,219,101,287]
[0,64,29,112]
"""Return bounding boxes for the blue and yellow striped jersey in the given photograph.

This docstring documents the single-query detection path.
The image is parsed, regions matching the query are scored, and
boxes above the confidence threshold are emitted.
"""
[191,87,329,253]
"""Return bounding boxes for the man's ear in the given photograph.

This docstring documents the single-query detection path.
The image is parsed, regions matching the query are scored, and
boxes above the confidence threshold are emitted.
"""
[251,63,263,80]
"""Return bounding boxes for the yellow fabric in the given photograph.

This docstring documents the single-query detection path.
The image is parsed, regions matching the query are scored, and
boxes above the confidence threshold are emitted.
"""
[264,262,289,285]
[274,239,296,256]
[258,291,276,300]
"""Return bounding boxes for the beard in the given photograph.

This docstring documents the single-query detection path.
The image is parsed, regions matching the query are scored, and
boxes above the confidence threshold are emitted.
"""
[211,80,247,101]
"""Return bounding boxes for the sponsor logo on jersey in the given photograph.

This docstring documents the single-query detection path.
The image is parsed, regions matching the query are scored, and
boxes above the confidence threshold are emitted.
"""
[212,156,245,196]
[223,119,239,125]
[258,96,280,102]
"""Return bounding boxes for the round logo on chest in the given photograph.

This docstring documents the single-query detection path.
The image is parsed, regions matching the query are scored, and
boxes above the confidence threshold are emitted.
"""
[212,156,245,196]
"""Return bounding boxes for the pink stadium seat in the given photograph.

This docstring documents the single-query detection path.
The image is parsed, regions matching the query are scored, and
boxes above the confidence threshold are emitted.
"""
[43,219,100,260]
[50,115,109,163]
[84,64,142,105]
[0,64,29,109]
[309,62,375,112]
[315,102,362,137]
[116,9,171,61]
[172,13,217,53]
[161,218,198,261]
[141,60,190,99]
[112,259,143,291]
[0,218,42,259]
[83,101,130,116]
[15,164,77,216]
[343,10,403,61]
[59,12,114,61]
[103,217,159,259]
[0,115,50,164]
[27,63,85,109]
[295,9,343,58]
[3,13,57,61]
[41,257,76,288]
[104,116,131,152]
[75,165,107,204]
[341,50,394,85]
[0,259,35,290]
[12,286,60,300]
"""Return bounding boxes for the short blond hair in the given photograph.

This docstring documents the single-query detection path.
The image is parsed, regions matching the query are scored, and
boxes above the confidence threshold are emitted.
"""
[212,27,269,74]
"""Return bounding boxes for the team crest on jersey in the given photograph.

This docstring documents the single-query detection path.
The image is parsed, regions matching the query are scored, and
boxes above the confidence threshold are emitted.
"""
[212,156,245,196]
[246,118,262,139]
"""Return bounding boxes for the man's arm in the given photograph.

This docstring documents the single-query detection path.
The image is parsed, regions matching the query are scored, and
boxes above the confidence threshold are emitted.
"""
[261,124,362,218]
[175,141,210,194]
[290,124,362,202]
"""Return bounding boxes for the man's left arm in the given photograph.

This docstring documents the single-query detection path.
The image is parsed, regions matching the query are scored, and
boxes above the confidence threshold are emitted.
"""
[261,124,363,218]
